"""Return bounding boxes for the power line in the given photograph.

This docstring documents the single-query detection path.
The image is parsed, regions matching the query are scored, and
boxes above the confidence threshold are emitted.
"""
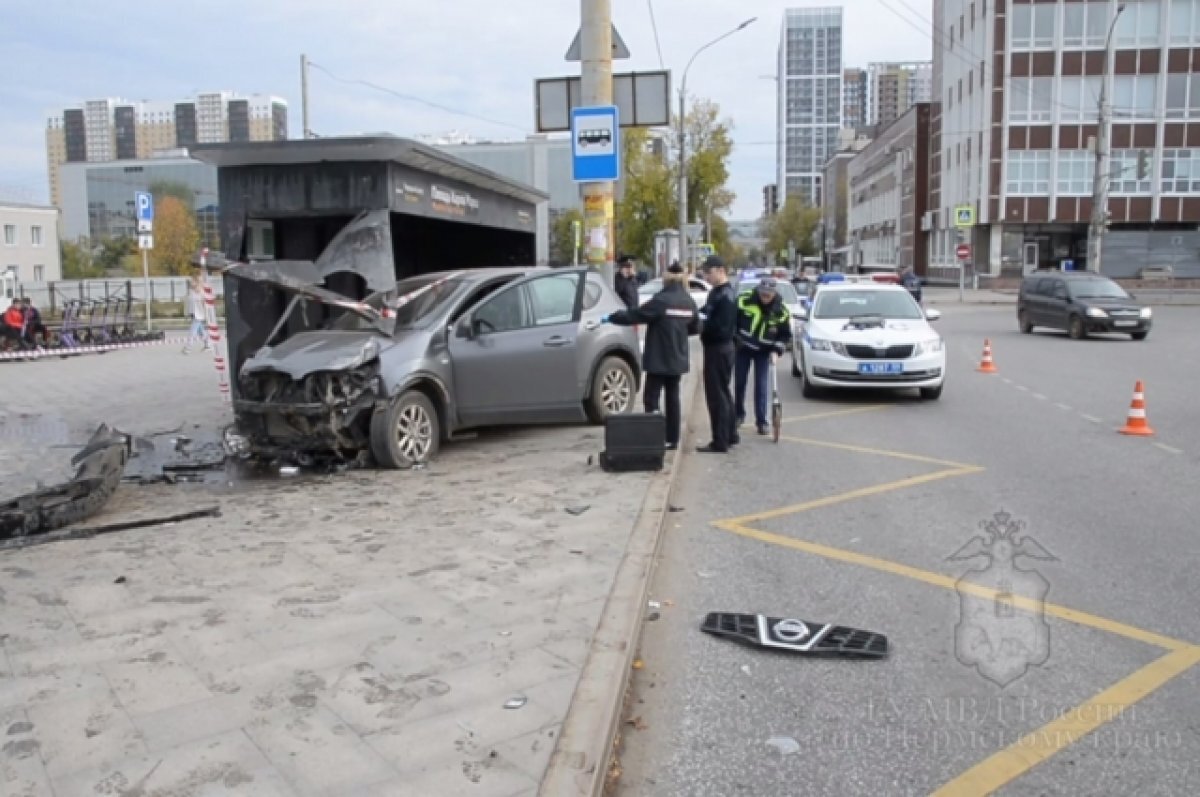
[646,0,666,70]
[306,61,529,134]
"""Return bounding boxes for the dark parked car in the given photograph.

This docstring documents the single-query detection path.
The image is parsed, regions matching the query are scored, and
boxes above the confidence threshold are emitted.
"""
[230,266,642,468]
[1017,271,1152,340]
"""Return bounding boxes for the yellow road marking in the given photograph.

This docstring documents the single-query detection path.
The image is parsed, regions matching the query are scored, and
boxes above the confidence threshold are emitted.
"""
[931,645,1200,796]
[779,435,980,469]
[722,467,983,526]
[714,521,1191,652]
[781,405,890,424]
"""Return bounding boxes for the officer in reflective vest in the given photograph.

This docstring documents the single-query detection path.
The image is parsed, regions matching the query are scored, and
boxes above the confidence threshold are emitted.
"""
[734,277,792,435]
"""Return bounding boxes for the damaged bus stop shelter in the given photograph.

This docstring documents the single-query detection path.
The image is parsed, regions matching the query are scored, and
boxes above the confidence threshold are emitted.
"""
[191,136,549,397]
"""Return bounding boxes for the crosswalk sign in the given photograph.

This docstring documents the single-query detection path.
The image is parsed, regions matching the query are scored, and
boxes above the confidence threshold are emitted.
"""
[954,205,975,227]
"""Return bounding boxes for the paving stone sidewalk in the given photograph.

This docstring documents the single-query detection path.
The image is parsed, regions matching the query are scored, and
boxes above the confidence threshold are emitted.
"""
[1,346,666,796]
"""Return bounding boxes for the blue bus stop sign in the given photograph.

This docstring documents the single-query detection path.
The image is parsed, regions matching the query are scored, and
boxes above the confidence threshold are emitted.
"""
[571,106,620,182]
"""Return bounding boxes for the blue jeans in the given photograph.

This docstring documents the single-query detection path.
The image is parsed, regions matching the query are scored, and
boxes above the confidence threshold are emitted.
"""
[734,347,772,427]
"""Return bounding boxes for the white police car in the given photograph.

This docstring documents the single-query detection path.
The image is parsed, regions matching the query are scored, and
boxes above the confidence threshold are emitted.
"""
[792,283,945,400]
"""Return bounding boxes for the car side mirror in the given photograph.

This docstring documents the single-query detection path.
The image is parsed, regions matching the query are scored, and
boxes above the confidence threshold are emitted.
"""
[456,316,475,340]
[925,308,942,322]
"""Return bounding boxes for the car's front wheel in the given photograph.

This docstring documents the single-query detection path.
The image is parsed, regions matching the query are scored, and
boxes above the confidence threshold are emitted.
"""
[1131,331,1149,341]
[370,390,440,469]
[1068,315,1087,340]
[791,352,802,378]
[1019,310,1033,334]
[799,354,821,399]
[586,356,635,423]
[920,384,944,400]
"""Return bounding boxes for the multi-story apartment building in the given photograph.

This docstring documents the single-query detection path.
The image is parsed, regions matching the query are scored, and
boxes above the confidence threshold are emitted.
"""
[45,93,287,214]
[931,0,1200,278]
[869,62,934,128]
[777,7,844,207]
[0,203,62,285]
[848,103,932,273]
[843,68,870,130]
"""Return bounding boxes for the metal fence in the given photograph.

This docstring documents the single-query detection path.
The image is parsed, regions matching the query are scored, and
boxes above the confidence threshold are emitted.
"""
[7,278,225,319]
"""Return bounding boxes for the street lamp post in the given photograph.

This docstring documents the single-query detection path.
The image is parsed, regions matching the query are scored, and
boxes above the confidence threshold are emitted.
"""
[1087,3,1126,274]
[678,17,756,272]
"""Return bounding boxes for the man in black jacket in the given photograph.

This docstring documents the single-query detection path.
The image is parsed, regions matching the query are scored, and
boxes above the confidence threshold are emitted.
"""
[614,255,640,310]
[695,255,739,453]
[602,263,698,449]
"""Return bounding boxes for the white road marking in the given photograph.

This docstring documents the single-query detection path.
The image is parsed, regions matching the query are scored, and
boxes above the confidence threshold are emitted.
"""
[1154,443,1183,455]
[1016,385,1029,392]
[1081,414,1102,424]
[1032,393,1048,400]
[1001,378,1013,384]
[1055,403,1073,411]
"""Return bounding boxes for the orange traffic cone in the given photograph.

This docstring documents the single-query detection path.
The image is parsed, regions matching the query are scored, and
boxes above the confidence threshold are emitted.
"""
[1118,380,1155,436]
[976,339,998,373]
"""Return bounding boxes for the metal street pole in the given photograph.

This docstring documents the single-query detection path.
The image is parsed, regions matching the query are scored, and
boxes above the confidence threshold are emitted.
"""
[581,0,615,284]
[677,17,757,272]
[1087,4,1126,274]
[300,54,311,139]
[141,247,152,331]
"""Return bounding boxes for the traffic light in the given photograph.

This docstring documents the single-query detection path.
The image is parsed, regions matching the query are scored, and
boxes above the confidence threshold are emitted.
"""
[1136,150,1150,180]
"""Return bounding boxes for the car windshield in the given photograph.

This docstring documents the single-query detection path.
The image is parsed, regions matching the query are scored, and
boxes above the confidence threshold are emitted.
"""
[332,276,465,331]
[1068,278,1131,300]
[812,289,924,320]
[737,281,799,304]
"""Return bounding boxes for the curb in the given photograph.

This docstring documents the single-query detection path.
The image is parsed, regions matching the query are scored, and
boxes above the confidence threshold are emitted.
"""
[539,344,702,797]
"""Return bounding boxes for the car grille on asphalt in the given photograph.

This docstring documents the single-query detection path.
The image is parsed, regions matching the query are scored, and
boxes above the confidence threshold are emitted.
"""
[845,344,914,359]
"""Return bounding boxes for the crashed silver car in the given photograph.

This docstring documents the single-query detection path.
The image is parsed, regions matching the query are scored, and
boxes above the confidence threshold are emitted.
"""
[229,264,642,468]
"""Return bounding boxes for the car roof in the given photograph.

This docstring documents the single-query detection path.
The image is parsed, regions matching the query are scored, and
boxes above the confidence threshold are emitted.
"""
[814,282,909,292]
[1024,270,1113,280]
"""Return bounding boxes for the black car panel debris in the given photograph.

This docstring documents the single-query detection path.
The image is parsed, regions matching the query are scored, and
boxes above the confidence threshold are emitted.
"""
[0,425,128,542]
[700,612,889,659]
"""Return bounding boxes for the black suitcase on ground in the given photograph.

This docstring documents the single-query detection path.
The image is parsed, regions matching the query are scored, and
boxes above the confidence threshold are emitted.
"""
[599,413,665,473]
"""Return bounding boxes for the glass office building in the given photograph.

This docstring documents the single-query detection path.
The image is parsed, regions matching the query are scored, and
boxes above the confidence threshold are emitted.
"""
[59,156,219,244]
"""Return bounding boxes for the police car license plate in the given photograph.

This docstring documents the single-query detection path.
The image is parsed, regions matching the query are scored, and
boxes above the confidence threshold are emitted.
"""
[1113,320,1136,327]
[859,362,904,375]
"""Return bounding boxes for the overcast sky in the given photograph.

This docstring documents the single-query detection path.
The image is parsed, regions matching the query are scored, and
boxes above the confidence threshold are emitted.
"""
[0,0,932,220]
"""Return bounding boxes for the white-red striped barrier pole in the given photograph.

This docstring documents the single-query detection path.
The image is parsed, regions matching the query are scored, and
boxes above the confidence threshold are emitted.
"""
[201,269,230,403]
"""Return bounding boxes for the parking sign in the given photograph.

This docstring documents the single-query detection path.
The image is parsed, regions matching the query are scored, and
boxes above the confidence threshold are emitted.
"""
[571,105,620,182]
[136,191,154,233]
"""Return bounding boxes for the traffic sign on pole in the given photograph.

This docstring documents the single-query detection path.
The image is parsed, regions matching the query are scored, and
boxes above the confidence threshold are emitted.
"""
[571,105,620,182]
[136,191,154,233]
[954,205,975,228]
[956,243,971,260]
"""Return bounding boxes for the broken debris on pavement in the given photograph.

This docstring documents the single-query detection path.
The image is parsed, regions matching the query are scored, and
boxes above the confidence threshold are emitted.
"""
[700,612,889,659]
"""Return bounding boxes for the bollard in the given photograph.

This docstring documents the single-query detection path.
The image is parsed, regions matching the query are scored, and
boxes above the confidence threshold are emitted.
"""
[201,270,230,403]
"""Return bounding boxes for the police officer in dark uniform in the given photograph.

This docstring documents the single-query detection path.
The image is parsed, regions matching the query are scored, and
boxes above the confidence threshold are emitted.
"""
[614,255,640,310]
[602,262,698,449]
[695,255,739,453]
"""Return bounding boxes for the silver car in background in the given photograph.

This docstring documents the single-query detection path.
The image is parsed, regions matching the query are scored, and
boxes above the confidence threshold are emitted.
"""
[232,266,642,468]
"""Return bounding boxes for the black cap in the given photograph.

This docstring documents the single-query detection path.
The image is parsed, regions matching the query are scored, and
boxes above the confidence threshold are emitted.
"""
[667,262,684,274]
[617,254,634,266]
[758,277,778,290]
[701,255,726,272]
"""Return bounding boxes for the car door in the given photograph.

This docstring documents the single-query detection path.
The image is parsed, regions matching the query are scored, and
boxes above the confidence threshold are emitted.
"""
[448,270,584,427]
[1042,277,1070,329]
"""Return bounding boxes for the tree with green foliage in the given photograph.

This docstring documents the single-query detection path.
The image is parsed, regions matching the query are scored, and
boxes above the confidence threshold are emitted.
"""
[616,128,676,264]
[96,237,135,273]
[681,98,736,255]
[550,209,583,265]
[762,195,823,261]
[61,239,105,279]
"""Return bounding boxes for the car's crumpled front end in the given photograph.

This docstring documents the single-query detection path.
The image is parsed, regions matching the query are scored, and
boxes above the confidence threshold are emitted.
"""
[233,331,392,463]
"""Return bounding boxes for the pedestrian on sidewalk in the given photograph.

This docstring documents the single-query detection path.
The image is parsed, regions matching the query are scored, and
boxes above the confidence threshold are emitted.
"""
[734,277,792,436]
[182,272,210,354]
[601,262,699,450]
[695,255,739,453]
[614,255,640,310]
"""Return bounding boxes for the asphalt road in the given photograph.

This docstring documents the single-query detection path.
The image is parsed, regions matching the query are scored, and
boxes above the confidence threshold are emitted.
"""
[616,305,1200,797]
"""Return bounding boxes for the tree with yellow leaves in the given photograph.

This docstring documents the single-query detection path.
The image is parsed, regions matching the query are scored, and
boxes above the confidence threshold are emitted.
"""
[150,196,199,276]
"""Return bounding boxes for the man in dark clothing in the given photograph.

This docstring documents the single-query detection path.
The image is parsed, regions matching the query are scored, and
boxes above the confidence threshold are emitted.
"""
[20,298,46,347]
[614,255,640,310]
[602,263,698,449]
[695,255,739,453]
[734,278,793,435]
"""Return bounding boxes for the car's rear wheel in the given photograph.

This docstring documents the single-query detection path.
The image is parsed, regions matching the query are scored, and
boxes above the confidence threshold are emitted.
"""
[1131,331,1149,341]
[1018,310,1033,334]
[1068,315,1087,340]
[586,356,635,423]
[920,384,944,400]
[370,390,440,469]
